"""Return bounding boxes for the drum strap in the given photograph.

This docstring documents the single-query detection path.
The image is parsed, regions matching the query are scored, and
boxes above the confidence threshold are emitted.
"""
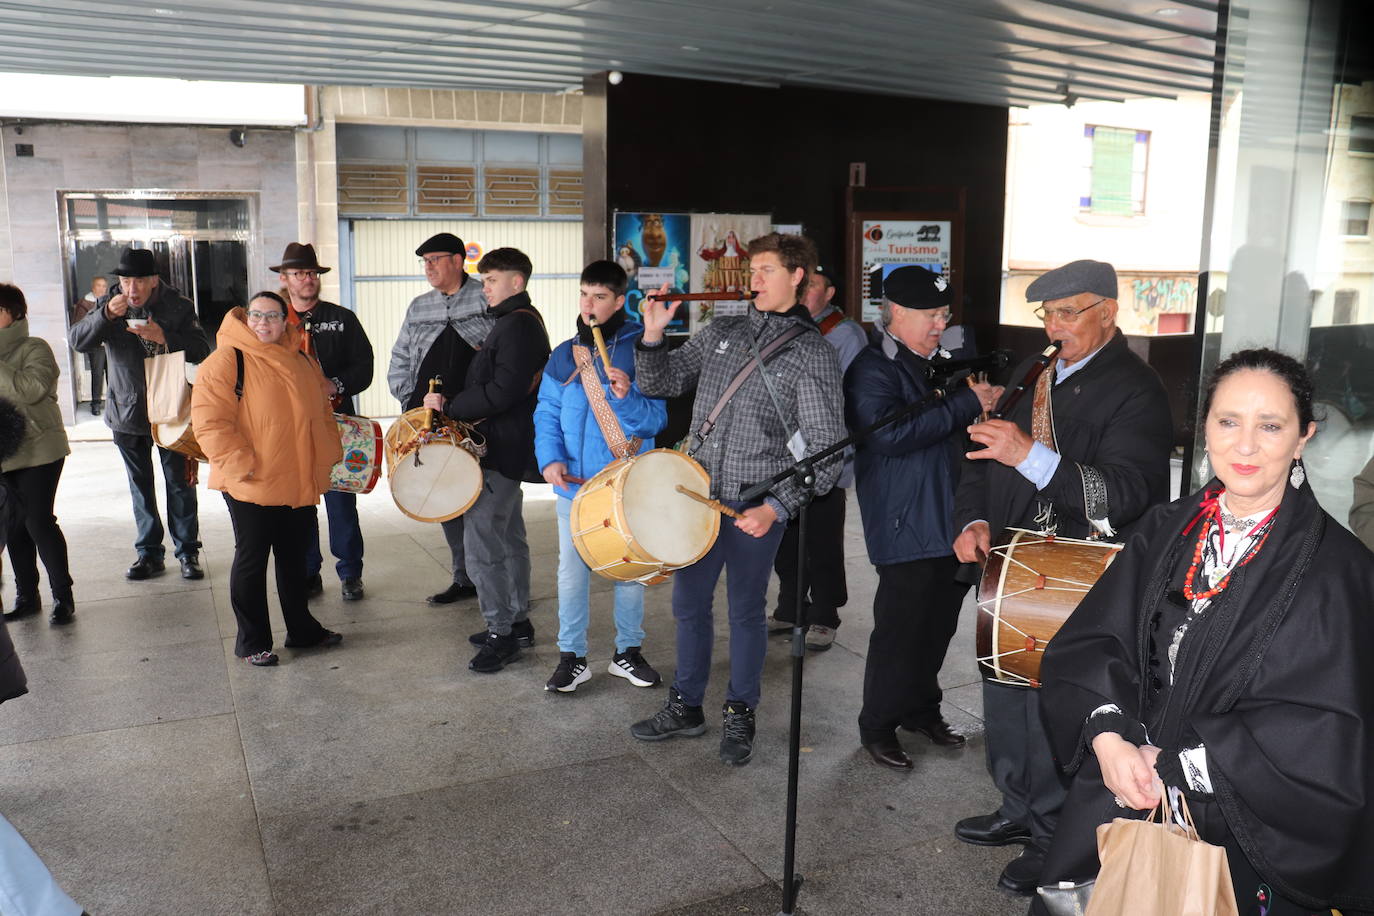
[572,344,641,461]
[695,325,808,447]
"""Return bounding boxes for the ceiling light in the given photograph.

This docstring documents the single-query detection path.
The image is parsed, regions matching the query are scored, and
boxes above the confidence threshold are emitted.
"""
[681,45,700,52]
[1155,7,1181,15]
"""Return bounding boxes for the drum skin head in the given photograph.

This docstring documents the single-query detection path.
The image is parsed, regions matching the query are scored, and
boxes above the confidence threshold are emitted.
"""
[621,450,716,565]
[389,442,481,522]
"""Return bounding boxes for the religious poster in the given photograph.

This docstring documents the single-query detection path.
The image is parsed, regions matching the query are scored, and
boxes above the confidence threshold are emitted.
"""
[858,219,952,323]
[688,212,772,332]
[613,211,691,334]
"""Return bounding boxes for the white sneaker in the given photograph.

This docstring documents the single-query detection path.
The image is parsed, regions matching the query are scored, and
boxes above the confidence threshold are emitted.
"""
[805,625,836,651]
[766,614,795,633]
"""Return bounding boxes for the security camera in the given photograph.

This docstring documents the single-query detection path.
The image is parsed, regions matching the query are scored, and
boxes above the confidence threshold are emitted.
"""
[229,128,246,148]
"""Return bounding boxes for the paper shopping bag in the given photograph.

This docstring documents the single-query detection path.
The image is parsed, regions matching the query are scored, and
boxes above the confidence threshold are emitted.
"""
[1084,793,1238,916]
[144,350,191,424]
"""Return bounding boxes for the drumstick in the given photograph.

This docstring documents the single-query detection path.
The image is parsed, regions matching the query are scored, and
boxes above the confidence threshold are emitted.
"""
[586,316,614,374]
[674,484,744,520]
[425,376,441,432]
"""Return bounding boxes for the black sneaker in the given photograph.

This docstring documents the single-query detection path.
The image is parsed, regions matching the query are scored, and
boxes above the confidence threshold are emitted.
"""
[469,631,521,674]
[305,573,324,598]
[630,687,706,741]
[468,618,534,648]
[608,647,661,687]
[719,701,756,766]
[427,582,478,605]
[285,629,343,650]
[545,653,590,693]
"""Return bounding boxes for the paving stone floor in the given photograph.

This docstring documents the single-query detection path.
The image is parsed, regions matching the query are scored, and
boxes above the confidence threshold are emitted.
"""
[1,438,1033,916]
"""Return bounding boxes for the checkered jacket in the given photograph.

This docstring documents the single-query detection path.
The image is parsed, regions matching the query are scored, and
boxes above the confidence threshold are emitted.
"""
[386,278,495,403]
[635,306,845,519]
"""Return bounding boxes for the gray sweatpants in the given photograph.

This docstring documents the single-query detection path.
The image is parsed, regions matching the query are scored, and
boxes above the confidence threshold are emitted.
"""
[463,471,531,636]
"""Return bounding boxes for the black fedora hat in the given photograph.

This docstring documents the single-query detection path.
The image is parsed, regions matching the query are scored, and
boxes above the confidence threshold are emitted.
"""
[270,242,331,274]
[113,248,159,278]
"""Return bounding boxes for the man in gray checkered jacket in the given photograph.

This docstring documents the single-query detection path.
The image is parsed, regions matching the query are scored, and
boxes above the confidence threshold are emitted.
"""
[629,232,846,766]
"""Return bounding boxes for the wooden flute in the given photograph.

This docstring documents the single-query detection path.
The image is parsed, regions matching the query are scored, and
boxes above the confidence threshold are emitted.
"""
[586,315,614,373]
[645,290,758,301]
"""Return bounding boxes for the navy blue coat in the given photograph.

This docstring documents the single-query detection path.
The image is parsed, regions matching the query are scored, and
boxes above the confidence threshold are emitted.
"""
[845,335,983,567]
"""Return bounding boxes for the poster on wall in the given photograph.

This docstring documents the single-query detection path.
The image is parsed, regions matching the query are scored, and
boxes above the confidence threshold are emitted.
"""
[613,211,691,334]
[688,213,772,332]
[859,219,952,323]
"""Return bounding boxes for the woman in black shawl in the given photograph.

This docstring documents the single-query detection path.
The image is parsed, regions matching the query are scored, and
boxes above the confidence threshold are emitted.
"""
[1037,349,1374,916]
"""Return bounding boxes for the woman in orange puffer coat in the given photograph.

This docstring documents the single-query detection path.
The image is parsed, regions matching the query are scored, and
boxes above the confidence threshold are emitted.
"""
[191,292,344,667]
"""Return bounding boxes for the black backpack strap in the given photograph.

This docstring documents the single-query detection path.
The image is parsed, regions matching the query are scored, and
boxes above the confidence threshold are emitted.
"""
[234,348,245,401]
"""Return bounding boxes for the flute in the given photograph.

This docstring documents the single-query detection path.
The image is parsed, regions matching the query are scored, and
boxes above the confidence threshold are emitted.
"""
[586,315,614,373]
[645,290,758,301]
[991,341,1062,420]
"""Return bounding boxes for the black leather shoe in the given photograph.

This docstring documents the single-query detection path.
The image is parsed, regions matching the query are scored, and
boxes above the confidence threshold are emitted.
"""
[427,582,478,605]
[179,556,204,580]
[468,618,534,648]
[49,598,75,626]
[91,400,103,416]
[863,736,913,770]
[2,595,40,622]
[998,845,1045,896]
[904,716,967,748]
[305,573,323,598]
[126,556,166,580]
[955,812,1032,847]
[341,577,365,601]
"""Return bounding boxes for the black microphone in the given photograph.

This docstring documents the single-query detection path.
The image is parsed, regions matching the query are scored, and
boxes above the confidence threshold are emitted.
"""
[927,349,1013,382]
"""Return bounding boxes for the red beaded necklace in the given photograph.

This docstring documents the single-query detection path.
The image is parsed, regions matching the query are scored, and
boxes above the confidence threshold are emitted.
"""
[1180,496,1278,602]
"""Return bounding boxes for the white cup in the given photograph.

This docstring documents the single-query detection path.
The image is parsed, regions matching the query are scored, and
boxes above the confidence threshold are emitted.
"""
[126,318,148,328]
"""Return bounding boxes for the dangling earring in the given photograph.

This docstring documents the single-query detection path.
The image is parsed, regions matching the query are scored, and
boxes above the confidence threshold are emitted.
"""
[1199,447,1211,479]
[1289,457,1306,489]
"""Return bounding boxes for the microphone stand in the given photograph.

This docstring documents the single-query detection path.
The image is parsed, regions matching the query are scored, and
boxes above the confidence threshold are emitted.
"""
[739,371,972,916]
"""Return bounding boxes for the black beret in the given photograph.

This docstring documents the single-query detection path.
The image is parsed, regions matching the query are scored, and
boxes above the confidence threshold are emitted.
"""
[1025,259,1118,302]
[884,265,951,309]
[415,233,466,257]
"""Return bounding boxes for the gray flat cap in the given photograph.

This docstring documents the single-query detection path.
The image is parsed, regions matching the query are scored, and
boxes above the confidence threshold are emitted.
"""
[1025,259,1118,303]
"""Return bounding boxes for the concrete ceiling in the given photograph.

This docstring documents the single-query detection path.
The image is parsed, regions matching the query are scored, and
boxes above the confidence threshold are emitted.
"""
[0,0,1218,108]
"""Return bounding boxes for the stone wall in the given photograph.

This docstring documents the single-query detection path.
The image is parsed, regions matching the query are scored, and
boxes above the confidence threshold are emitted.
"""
[0,122,298,422]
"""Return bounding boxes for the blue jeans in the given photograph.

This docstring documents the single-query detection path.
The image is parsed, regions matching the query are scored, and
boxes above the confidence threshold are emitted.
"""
[670,500,785,709]
[112,431,201,561]
[554,496,645,657]
[306,490,363,579]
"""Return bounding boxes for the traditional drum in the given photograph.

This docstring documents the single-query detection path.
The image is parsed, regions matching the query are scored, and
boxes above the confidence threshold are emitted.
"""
[383,407,484,523]
[330,413,383,495]
[571,448,720,585]
[152,417,206,462]
[976,528,1123,687]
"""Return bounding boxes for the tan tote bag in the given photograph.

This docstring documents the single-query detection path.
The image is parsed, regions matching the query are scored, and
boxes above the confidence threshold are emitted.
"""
[144,350,191,425]
[1084,792,1238,916]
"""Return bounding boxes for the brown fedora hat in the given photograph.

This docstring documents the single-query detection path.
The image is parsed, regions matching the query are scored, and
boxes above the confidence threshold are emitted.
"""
[270,242,331,274]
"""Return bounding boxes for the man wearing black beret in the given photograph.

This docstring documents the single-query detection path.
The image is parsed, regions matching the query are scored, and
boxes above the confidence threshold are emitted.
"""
[845,266,1002,770]
[387,233,495,607]
[950,259,1173,896]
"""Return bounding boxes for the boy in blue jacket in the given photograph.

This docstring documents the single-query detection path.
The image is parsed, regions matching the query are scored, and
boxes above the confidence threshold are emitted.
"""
[534,261,668,693]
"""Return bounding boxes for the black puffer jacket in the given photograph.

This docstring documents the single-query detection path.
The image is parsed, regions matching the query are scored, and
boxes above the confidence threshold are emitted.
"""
[442,292,550,482]
[0,396,30,705]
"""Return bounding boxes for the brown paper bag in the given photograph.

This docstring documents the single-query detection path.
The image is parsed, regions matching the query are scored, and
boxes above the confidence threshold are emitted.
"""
[144,351,191,425]
[1084,793,1238,916]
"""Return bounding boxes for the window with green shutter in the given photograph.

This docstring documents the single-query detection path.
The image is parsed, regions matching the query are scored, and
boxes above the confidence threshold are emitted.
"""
[1081,125,1149,215]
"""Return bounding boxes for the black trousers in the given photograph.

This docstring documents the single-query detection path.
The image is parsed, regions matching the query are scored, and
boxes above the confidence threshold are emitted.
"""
[3,459,73,601]
[772,485,848,629]
[223,494,329,657]
[982,681,1071,850]
[857,554,968,742]
[87,348,106,403]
